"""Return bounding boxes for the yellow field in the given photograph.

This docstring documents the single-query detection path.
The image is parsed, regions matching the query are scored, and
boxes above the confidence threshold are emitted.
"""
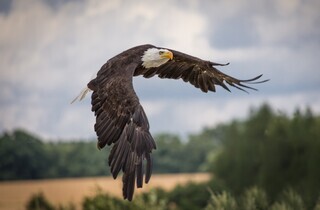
[0,173,210,210]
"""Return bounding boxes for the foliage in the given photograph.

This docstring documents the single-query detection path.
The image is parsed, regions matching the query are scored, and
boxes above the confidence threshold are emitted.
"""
[26,192,55,210]
[152,133,185,173]
[26,186,320,210]
[82,187,169,210]
[205,191,237,210]
[270,188,305,210]
[134,188,169,210]
[168,182,211,210]
[43,141,109,178]
[82,182,217,210]
[0,130,110,180]
[82,189,130,210]
[0,130,49,180]
[0,130,216,180]
[241,186,269,210]
[210,104,320,208]
[26,192,76,210]
[153,133,217,173]
[205,187,320,210]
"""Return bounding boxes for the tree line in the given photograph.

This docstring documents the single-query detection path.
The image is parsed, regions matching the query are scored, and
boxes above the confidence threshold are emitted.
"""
[0,127,215,180]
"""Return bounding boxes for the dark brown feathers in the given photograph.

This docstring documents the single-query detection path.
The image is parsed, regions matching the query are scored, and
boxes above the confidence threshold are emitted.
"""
[87,44,268,201]
[90,75,156,201]
[88,46,157,201]
[134,49,268,93]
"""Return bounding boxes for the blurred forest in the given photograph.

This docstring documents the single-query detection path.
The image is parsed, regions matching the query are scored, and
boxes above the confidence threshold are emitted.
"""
[1,104,320,210]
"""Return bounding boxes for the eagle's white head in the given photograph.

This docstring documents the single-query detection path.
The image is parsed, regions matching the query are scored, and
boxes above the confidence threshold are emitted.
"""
[141,48,173,69]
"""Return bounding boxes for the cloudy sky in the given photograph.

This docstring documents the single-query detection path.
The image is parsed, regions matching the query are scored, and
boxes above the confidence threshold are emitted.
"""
[1,0,319,140]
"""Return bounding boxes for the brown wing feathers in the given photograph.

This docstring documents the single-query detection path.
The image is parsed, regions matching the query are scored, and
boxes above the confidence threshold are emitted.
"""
[135,49,268,93]
[107,105,156,200]
[89,76,156,201]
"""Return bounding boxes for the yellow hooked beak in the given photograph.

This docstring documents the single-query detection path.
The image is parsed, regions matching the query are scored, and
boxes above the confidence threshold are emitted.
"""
[161,51,173,60]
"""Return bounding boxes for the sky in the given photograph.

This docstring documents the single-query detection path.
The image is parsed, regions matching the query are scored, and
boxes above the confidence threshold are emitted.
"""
[0,0,319,140]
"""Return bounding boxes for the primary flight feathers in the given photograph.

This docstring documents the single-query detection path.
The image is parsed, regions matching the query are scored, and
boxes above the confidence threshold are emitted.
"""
[74,44,268,201]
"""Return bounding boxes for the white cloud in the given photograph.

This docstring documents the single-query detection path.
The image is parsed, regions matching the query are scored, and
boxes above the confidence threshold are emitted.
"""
[55,103,95,140]
[0,0,319,140]
[0,100,46,135]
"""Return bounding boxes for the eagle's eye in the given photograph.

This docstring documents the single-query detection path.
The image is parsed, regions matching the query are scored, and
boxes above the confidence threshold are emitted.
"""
[158,51,164,55]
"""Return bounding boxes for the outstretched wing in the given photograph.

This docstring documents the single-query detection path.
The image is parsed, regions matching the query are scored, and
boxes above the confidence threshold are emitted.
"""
[88,72,156,201]
[134,49,268,93]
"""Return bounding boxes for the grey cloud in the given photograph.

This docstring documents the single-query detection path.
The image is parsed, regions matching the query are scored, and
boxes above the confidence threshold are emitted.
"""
[0,0,12,15]
[42,0,85,11]
[202,0,320,49]
[208,17,260,49]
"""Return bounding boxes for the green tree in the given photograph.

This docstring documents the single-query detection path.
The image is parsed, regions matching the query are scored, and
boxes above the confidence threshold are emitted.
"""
[183,128,219,172]
[0,129,49,180]
[210,104,320,208]
[153,134,185,173]
[44,141,109,178]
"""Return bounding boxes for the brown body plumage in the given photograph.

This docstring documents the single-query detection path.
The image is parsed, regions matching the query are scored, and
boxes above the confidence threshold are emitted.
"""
[86,44,268,201]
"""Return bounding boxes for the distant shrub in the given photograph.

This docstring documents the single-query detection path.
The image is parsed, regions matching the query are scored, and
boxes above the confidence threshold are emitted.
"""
[26,192,55,210]
[205,191,237,210]
[26,186,320,210]
[82,189,129,210]
[241,187,269,210]
[168,181,211,210]
[82,187,169,210]
[132,188,169,210]
[270,188,306,210]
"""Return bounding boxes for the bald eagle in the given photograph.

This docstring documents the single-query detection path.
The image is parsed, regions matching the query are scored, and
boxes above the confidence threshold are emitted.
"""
[73,44,268,201]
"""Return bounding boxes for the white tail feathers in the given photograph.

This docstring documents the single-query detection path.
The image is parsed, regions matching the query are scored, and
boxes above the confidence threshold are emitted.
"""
[71,87,91,104]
